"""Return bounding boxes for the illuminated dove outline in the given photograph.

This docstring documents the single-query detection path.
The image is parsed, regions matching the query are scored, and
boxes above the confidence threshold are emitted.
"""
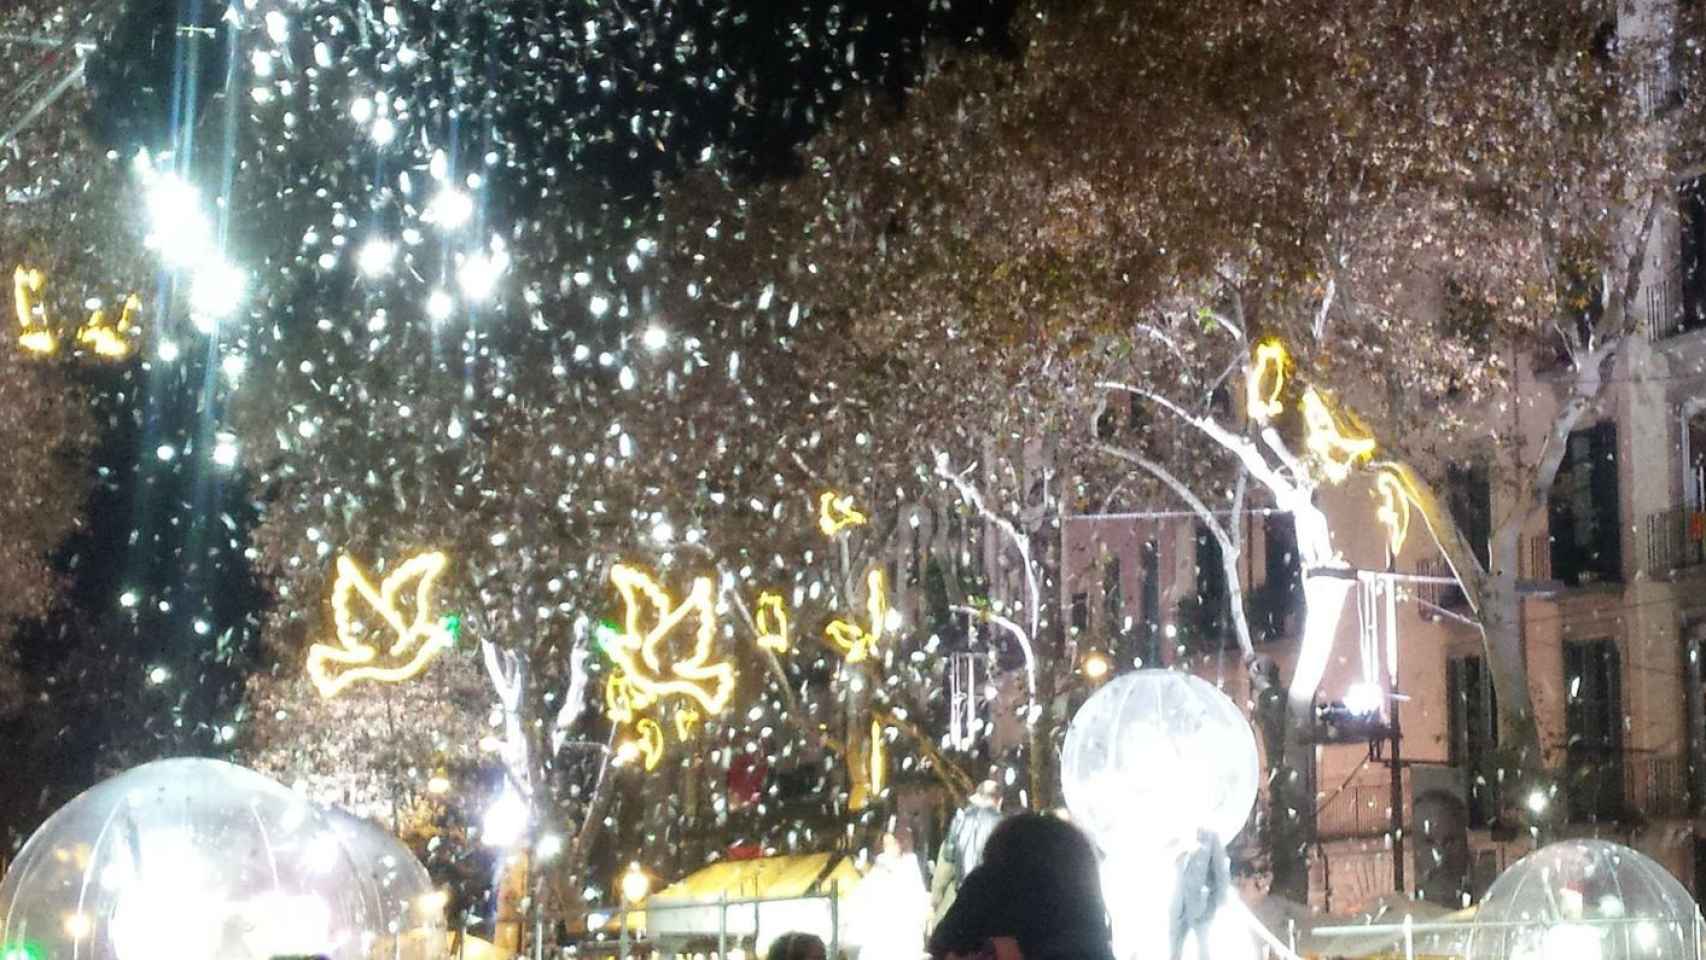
[606,564,736,715]
[307,551,455,698]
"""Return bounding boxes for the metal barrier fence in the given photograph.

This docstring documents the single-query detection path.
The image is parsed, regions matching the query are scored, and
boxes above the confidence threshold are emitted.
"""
[600,883,842,960]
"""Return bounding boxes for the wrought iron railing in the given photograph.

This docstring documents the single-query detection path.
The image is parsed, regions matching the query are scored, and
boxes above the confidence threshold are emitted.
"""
[1643,506,1706,574]
[1523,534,1552,582]
[1646,275,1684,341]
[1316,782,1393,840]
[1415,558,1468,616]
[1627,753,1691,820]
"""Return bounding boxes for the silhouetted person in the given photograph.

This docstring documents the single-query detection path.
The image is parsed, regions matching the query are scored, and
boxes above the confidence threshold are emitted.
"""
[928,813,1116,960]
[930,779,1004,926]
[768,931,828,960]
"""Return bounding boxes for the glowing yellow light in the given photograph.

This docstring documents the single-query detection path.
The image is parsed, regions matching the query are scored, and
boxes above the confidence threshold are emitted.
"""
[418,890,450,916]
[826,569,886,663]
[426,775,451,795]
[818,492,867,536]
[306,551,455,698]
[63,912,93,940]
[76,294,141,359]
[1247,340,1289,420]
[14,266,56,355]
[1374,471,1413,556]
[674,705,701,740]
[605,671,654,725]
[607,564,736,716]
[869,720,887,799]
[628,718,664,771]
[616,740,641,766]
[755,591,790,653]
[1083,652,1111,680]
[1299,388,1376,483]
[622,862,651,903]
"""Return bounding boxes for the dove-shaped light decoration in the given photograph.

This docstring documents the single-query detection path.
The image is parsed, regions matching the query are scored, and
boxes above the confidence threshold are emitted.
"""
[75,294,141,360]
[826,569,887,664]
[14,266,56,356]
[1300,388,1377,483]
[306,551,455,698]
[818,492,867,536]
[1246,339,1290,421]
[755,592,790,653]
[606,563,736,716]
[1373,471,1413,556]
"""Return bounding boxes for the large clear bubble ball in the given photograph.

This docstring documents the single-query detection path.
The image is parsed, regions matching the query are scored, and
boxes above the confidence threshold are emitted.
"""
[1466,840,1704,960]
[1060,669,1259,853]
[0,758,446,960]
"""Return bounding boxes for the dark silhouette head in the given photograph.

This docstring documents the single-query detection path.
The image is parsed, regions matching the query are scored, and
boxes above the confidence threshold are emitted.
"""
[767,931,828,960]
[929,813,1113,960]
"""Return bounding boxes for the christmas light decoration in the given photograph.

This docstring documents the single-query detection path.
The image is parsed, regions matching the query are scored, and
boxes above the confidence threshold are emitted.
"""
[817,492,867,536]
[605,564,736,715]
[1299,388,1376,483]
[674,705,701,740]
[826,569,886,663]
[13,267,55,355]
[306,551,455,698]
[868,719,887,798]
[1246,340,1289,420]
[76,294,141,360]
[627,718,664,771]
[1373,471,1412,555]
[605,672,652,725]
[755,591,790,653]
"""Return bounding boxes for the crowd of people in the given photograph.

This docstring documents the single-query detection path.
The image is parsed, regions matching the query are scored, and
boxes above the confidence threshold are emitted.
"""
[773,779,1139,960]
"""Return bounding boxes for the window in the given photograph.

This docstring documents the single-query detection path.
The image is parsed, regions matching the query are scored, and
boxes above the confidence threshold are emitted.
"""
[1564,639,1624,822]
[1193,522,1230,644]
[1070,592,1089,634]
[1680,179,1706,338]
[1102,556,1124,640]
[1687,409,1706,510]
[1255,512,1303,642]
[1548,422,1621,585]
[1446,462,1492,570]
[1140,540,1161,665]
[1447,655,1500,827]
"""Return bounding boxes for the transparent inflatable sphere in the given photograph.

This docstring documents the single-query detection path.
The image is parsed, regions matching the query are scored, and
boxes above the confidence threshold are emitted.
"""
[0,758,445,960]
[324,810,448,960]
[1466,840,1704,960]
[1060,670,1259,854]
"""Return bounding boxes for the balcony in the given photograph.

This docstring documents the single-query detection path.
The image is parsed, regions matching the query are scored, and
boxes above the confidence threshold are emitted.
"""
[1642,507,1706,575]
[1628,753,1691,820]
[1415,558,1469,619]
[1317,782,1394,841]
[1565,753,1691,824]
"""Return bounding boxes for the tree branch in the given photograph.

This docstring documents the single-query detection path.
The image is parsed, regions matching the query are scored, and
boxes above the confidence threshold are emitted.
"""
[1095,442,1257,661]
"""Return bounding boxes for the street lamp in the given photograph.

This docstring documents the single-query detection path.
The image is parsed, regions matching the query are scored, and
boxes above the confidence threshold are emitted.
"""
[1082,651,1111,682]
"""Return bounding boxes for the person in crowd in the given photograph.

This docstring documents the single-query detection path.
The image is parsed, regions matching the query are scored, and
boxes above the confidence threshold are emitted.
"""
[929,779,1004,926]
[927,813,1115,960]
[851,830,931,959]
[768,931,828,960]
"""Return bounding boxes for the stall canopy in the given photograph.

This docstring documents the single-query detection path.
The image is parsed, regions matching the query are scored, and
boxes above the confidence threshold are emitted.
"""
[637,851,863,951]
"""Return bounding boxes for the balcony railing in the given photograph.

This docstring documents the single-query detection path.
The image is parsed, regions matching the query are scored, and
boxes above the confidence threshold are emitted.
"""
[1523,534,1552,582]
[1627,753,1691,820]
[1646,276,1683,341]
[1317,782,1394,840]
[1415,558,1469,617]
[1643,506,1706,574]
